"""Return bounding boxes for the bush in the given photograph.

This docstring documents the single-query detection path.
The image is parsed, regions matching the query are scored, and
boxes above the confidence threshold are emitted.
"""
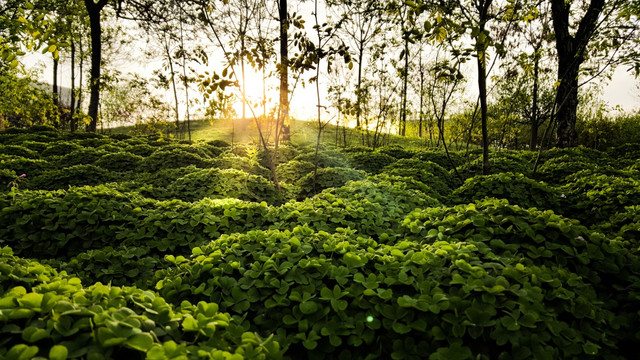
[370,173,443,201]
[208,139,231,148]
[57,147,106,167]
[75,137,115,148]
[382,159,454,198]
[561,174,640,225]
[155,223,634,359]
[294,150,351,169]
[0,247,282,360]
[166,168,281,204]
[0,187,272,258]
[296,167,366,199]
[376,145,416,159]
[451,172,563,211]
[348,152,397,174]
[413,149,465,168]
[27,164,115,190]
[126,143,156,157]
[269,179,440,239]
[57,246,167,289]
[457,156,532,179]
[41,141,83,158]
[19,140,48,153]
[608,143,640,160]
[134,165,201,189]
[276,160,316,185]
[0,145,40,159]
[0,168,17,190]
[0,156,51,177]
[95,152,144,172]
[141,148,209,172]
[215,153,272,179]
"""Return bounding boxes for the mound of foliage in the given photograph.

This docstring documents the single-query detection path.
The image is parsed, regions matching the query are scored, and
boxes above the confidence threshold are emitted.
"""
[296,167,366,199]
[0,145,40,159]
[450,172,563,211]
[57,148,106,167]
[269,179,440,239]
[0,247,282,359]
[0,156,52,177]
[94,152,144,172]
[275,160,316,185]
[140,148,210,172]
[26,165,115,190]
[41,141,83,158]
[166,168,282,204]
[0,187,271,258]
[382,159,454,198]
[348,152,397,174]
[412,149,465,169]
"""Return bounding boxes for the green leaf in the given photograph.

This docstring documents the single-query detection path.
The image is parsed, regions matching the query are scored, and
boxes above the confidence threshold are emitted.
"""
[125,333,154,351]
[49,345,68,360]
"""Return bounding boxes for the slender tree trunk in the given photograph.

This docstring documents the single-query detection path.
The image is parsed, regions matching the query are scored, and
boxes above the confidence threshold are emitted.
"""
[70,38,77,132]
[279,0,290,141]
[52,56,59,107]
[477,0,491,175]
[78,37,84,122]
[164,33,181,136]
[401,37,408,136]
[530,53,540,150]
[178,13,191,142]
[419,54,424,138]
[84,0,108,132]
[241,37,247,121]
[356,45,364,128]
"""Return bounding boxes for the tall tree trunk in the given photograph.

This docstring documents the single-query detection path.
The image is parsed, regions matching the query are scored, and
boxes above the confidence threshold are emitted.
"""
[401,36,409,136]
[419,53,424,139]
[84,0,108,132]
[70,38,77,132]
[52,56,59,107]
[477,0,491,175]
[356,45,364,128]
[278,0,290,141]
[530,53,540,150]
[551,0,604,148]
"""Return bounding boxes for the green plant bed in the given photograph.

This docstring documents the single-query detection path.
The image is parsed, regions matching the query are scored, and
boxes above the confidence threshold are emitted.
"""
[450,172,564,211]
[382,159,454,198]
[134,165,201,190]
[456,156,532,179]
[276,160,316,185]
[94,152,144,172]
[52,246,168,289]
[155,225,631,359]
[141,148,209,172]
[26,165,116,190]
[0,247,282,360]
[375,145,416,159]
[125,143,156,157]
[57,148,106,167]
[348,152,397,174]
[0,156,52,177]
[560,174,640,225]
[166,168,282,204]
[296,167,366,199]
[41,141,83,158]
[599,205,640,244]
[268,179,439,239]
[0,187,272,258]
[412,149,465,169]
[0,145,40,159]
[293,150,351,169]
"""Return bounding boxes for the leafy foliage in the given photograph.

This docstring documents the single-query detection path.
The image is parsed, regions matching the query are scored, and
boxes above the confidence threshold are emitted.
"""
[296,167,366,199]
[0,247,282,360]
[451,173,563,211]
[27,165,115,190]
[348,151,397,174]
[94,152,144,172]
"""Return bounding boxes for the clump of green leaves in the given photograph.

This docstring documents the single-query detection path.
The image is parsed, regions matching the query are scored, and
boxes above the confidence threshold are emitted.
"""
[296,167,366,199]
[348,152,397,174]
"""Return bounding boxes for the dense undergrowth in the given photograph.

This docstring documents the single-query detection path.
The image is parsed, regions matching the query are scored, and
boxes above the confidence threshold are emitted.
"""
[1,126,640,359]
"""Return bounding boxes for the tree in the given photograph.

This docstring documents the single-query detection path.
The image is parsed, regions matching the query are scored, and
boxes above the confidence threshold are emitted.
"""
[83,0,109,132]
[550,0,639,147]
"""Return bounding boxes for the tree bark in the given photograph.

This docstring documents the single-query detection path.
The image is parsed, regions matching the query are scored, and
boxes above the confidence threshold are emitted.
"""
[84,0,108,133]
[401,36,408,136]
[530,52,539,150]
[551,0,605,147]
[70,38,77,132]
[278,0,290,141]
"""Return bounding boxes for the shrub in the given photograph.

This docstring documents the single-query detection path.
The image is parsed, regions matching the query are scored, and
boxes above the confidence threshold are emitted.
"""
[166,168,281,204]
[276,160,316,184]
[57,246,167,289]
[0,187,272,258]
[599,206,640,244]
[208,139,231,148]
[57,147,106,167]
[533,155,609,184]
[341,145,373,153]
[76,137,115,148]
[41,141,83,158]
[0,145,40,159]
[215,153,272,179]
[541,146,608,163]
[19,140,48,153]
[457,156,532,179]
[561,174,640,225]
[27,164,115,190]
[0,247,282,360]
[95,152,144,172]
[413,149,465,168]
[0,168,17,190]
[61,131,103,140]
[126,143,156,157]
[293,150,351,169]
[269,179,440,239]
[376,145,416,159]
[370,173,443,201]
[450,172,563,211]
[141,148,209,172]
[608,143,640,160]
[348,152,397,174]
[134,165,201,189]
[155,224,632,359]
[296,167,366,199]
[382,159,454,197]
[0,156,51,177]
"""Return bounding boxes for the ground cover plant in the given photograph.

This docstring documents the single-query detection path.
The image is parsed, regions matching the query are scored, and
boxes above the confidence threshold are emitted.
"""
[1,127,640,359]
